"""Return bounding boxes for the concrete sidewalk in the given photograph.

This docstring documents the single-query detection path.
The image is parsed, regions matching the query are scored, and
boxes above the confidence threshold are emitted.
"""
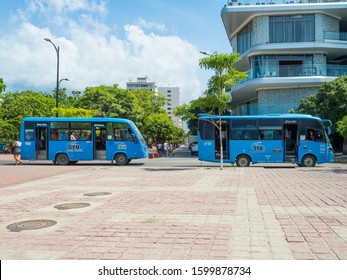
[0,161,346,260]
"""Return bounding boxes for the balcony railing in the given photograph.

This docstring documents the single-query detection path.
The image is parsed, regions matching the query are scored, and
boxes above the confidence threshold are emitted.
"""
[245,64,347,80]
[226,0,346,6]
[324,32,347,41]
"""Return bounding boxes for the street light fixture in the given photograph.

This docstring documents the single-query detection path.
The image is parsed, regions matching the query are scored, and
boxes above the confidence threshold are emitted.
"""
[59,78,69,85]
[44,37,61,117]
[199,51,211,56]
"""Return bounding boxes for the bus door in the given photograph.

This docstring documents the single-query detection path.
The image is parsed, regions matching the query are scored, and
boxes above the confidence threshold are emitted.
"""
[94,125,107,160]
[35,126,48,160]
[283,122,298,162]
[215,122,230,160]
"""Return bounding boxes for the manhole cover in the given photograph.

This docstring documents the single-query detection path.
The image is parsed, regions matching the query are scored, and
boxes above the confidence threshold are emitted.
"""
[7,219,57,232]
[54,202,91,210]
[83,192,111,197]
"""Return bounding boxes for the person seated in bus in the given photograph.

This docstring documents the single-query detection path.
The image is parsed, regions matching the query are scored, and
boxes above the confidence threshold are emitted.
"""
[70,131,77,141]
[114,129,122,141]
[308,130,315,141]
[51,130,58,140]
[259,131,264,140]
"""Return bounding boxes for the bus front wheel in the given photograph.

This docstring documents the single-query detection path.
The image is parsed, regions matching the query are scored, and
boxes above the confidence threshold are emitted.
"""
[236,155,250,167]
[115,153,128,166]
[56,154,69,165]
[301,155,316,167]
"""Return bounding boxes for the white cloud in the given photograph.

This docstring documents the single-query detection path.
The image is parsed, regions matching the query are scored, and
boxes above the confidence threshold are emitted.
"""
[25,0,107,15]
[135,17,167,32]
[1,2,204,103]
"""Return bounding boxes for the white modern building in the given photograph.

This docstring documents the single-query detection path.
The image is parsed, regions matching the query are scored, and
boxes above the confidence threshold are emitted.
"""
[126,76,159,94]
[221,0,347,115]
[126,77,183,128]
[159,86,183,128]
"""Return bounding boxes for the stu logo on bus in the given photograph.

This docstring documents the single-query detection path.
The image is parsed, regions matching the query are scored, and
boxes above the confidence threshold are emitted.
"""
[65,143,82,152]
[251,142,264,152]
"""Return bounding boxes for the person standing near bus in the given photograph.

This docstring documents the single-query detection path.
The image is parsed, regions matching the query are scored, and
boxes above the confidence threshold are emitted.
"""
[12,138,22,165]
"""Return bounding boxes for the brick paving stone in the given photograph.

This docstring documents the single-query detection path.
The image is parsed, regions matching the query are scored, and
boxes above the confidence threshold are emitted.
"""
[0,161,346,260]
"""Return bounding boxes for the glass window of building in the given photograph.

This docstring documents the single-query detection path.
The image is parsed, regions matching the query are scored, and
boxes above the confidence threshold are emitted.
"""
[269,14,315,43]
[237,22,252,54]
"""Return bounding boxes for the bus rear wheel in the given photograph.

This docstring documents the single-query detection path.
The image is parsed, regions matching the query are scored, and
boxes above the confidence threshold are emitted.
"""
[301,155,316,167]
[56,154,69,165]
[236,155,251,167]
[115,153,128,166]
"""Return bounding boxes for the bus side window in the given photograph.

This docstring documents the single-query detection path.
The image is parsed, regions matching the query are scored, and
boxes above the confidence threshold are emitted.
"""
[315,130,324,142]
[51,129,58,140]
[307,129,324,142]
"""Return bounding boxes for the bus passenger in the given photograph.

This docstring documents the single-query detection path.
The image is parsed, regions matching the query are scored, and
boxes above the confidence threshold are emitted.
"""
[70,131,77,140]
[308,130,315,141]
[51,130,58,140]
[259,131,264,140]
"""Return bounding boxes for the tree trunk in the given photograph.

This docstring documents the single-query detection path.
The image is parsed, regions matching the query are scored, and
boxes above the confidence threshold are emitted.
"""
[219,117,223,170]
[343,137,347,155]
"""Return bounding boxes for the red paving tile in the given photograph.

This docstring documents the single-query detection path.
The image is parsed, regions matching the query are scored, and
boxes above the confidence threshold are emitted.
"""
[0,157,346,260]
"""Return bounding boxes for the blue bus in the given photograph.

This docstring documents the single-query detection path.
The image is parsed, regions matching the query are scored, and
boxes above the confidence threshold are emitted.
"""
[20,117,149,165]
[198,114,334,167]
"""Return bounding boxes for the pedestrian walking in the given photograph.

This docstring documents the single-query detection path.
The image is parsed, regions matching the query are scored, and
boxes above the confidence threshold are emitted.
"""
[12,138,22,165]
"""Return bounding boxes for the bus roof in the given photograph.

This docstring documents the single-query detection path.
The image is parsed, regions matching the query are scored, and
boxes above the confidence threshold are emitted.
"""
[22,117,133,123]
[198,113,322,121]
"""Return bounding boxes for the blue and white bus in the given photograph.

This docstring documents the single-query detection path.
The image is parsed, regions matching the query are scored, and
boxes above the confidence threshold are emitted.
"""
[20,117,149,165]
[198,114,334,167]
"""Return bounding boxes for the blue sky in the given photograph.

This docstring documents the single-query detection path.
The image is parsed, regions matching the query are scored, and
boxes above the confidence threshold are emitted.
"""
[0,0,230,102]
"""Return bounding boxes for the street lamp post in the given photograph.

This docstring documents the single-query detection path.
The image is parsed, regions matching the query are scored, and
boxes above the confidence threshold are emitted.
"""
[199,51,211,56]
[44,38,60,117]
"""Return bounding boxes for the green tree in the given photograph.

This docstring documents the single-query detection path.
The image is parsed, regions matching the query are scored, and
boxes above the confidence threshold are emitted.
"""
[174,97,217,135]
[337,116,347,137]
[56,107,98,117]
[297,76,347,153]
[141,112,175,145]
[297,76,347,130]
[197,52,247,169]
[75,84,174,144]
[0,91,55,137]
[337,116,347,154]
[0,78,5,93]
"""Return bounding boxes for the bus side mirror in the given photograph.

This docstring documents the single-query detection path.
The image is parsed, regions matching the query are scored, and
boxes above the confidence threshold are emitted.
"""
[327,126,331,135]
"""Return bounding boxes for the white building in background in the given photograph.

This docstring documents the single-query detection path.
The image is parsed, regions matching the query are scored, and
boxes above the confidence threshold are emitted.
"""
[159,86,183,128]
[126,77,183,128]
[126,76,158,94]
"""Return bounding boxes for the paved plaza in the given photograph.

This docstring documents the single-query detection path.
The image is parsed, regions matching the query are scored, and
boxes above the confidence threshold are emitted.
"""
[0,153,346,260]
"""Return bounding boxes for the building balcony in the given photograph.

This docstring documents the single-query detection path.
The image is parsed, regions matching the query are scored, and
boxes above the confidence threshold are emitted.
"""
[324,31,347,41]
[231,64,346,105]
[247,64,347,79]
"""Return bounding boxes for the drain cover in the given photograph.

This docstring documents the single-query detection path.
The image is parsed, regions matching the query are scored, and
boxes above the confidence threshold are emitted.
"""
[83,192,111,197]
[54,202,91,210]
[7,219,57,232]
